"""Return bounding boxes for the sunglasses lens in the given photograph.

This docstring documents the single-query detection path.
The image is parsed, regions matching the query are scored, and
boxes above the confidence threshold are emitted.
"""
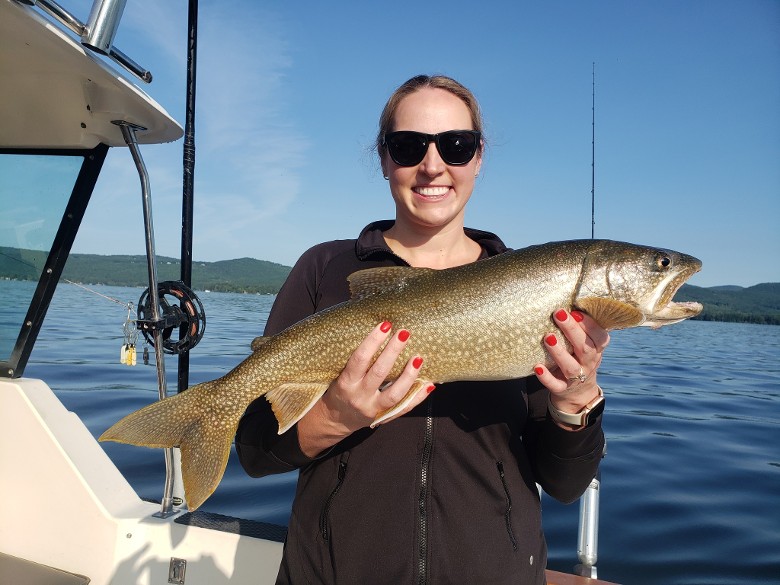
[384,131,480,167]
[437,131,479,165]
[386,132,428,166]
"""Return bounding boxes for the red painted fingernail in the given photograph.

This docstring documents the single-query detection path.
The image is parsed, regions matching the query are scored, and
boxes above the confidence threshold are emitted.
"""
[413,357,423,369]
[534,366,544,376]
[426,384,436,393]
[545,334,558,347]
[571,311,584,323]
[398,329,410,342]
[380,321,392,333]
[555,309,568,322]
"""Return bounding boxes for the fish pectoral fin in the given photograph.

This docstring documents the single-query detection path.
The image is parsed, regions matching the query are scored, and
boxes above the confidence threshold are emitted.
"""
[348,266,434,299]
[250,336,270,351]
[576,297,645,330]
[266,382,330,435]
[370,378,434,428]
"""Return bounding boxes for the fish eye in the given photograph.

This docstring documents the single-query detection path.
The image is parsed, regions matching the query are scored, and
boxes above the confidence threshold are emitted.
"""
[657,255,672,270]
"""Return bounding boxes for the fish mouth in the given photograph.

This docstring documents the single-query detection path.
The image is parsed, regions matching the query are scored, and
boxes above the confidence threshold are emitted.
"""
[643,255,703,328]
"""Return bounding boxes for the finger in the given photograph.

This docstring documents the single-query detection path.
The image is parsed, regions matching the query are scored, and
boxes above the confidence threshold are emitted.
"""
[543,331,581,374]
[553,309,590,357]
[533,363,567,395]
[372,359,435,428]
[377,355,425,407]
[542,331,598,388]
[571,310,610,350]
[372,380,434,427]
[341,321,394,385]
[554,309,608,366]
[364,328,411,389]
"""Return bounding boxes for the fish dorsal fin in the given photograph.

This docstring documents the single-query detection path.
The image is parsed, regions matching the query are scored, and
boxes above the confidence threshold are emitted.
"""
[265,382,330,435]
[250,336,270,352]
[348,266,434,300]
[576,297,646,330]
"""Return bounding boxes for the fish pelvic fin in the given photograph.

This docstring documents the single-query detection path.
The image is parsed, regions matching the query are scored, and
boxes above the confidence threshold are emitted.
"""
[370,378,434,428]
[99,380,236,511]
[575,297,645,330]
[267,382,330,435]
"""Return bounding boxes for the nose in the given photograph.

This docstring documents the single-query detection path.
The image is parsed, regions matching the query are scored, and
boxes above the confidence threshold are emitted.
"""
[418,141,445,176]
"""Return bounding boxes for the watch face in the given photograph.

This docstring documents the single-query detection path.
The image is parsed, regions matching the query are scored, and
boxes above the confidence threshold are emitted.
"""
[585,398,606,425]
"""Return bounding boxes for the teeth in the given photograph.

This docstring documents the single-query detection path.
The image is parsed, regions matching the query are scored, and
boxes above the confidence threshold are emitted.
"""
[416,187,449,196]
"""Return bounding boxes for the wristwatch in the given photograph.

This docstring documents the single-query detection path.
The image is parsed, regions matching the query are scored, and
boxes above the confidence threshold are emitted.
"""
[547,386,605,430]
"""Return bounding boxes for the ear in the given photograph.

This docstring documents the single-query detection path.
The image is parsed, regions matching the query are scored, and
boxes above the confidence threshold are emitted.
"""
[474,145,484,176]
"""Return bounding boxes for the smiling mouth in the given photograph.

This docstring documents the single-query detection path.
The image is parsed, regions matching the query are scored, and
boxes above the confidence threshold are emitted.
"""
[414,186,450,198]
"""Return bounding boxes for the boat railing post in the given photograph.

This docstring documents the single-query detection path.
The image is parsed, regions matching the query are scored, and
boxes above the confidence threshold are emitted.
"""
[27,0,152,81]
[115,120,179,518]
[80,0,126,55]
[575,471,600,578]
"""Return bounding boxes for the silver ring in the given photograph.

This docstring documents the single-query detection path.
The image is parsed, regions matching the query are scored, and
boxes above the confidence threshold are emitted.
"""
[568,366,588,384]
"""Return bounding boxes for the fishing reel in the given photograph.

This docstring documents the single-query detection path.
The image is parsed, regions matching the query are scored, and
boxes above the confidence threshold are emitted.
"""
[137,281,206,355]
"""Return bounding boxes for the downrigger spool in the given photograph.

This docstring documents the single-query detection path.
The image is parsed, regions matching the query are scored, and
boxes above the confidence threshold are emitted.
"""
[136,281,206,355]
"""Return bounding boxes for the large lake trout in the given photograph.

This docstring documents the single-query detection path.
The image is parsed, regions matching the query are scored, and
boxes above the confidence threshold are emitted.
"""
[101,239,702,510]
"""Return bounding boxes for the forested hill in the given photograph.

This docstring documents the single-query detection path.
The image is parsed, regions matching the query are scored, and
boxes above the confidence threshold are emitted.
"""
[62,254,292,294]
[676,283,780,325]
[1,247,778,323]
[0,247,291,295]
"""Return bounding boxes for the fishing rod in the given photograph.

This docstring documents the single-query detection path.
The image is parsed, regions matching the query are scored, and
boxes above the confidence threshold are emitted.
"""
[178,0,199,395]
[591,62,595,239]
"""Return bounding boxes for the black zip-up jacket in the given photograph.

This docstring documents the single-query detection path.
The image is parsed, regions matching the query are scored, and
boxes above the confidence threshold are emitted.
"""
[236,221,605,585]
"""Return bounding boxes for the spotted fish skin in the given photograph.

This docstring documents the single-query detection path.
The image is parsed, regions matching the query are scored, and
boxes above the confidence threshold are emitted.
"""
[100,239,702,510]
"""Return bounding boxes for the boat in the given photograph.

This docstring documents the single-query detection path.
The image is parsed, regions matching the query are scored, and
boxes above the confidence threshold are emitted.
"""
[0,1,617,582]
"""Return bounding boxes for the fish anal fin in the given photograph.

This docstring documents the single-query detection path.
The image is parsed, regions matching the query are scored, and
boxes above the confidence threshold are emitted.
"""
[370,378,434,428]
[348,266,433,300]
[267,382,330,435]
[250,336,270,352]
[576,297,645,330]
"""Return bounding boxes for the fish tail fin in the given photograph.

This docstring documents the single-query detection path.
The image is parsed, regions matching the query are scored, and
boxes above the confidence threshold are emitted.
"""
[99,380,235,510]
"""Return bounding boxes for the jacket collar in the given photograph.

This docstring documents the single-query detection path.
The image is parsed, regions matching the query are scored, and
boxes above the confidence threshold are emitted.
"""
[355,220,509,262]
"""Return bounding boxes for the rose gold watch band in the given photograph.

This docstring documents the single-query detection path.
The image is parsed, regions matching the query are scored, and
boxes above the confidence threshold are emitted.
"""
[547,385,605,429]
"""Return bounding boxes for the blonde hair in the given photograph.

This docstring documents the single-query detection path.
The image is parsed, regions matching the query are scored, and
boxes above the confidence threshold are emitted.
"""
[376,75,485,159]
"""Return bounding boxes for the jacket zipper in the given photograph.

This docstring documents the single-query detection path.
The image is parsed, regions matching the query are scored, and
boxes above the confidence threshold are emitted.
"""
[320,457,348,542]
[497,461,518,550]
[417,399,434,585]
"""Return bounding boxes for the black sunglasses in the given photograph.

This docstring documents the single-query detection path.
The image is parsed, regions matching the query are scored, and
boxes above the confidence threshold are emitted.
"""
[382,130,481,167]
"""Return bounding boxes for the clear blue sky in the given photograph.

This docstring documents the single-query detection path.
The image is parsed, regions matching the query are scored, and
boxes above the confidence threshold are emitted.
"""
[68,0,779,288]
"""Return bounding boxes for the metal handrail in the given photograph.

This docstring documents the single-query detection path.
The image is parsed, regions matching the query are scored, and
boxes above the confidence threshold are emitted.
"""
[20,0,152,82]
[575,473,600,578]
[115,120,178,517]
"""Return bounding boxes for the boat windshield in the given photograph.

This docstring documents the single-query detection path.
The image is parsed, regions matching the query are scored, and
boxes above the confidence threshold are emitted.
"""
[0,148,106,376]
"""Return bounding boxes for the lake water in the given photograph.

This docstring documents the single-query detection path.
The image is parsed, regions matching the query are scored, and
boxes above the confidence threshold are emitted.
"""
[16,283,780,585]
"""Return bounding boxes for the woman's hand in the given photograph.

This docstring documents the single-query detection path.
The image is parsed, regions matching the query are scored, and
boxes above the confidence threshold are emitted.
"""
[533,309,610,425]
[297,321,431,457]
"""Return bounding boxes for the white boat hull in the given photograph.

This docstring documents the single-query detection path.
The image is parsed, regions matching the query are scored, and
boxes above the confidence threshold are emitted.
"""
[0,378,284,584]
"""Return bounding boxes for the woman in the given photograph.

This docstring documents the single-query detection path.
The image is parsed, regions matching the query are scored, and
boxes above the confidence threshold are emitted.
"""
[237,74,608,585]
